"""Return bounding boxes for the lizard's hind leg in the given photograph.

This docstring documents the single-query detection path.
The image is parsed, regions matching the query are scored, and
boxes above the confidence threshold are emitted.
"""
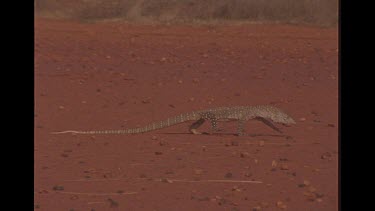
[236,119,246,136]
[189,118,205,135]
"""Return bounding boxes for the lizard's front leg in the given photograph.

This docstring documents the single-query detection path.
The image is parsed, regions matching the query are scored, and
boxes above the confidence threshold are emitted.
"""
[189,118,205,135]
[255,117,283,133]
[206,113,220,133]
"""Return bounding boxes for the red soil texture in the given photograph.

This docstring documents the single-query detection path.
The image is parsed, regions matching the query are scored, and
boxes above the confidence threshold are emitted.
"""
[35,17,338,210]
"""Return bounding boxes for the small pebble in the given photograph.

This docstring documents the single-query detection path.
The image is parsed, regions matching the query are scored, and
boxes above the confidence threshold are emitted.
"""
[231,186,241,192]
[280,163,289,170]
[194,169,203,175]
[252,206,261,211]
[276,201,287,209]
[161,178,173,183]
[231,141,239,146]
[259,140,265,147]
[321,152,332,159]
[53,185,64,191]
[308,186,317,193]
[240,152,250,158]
[225,172,233,178]
[108,198,119,207]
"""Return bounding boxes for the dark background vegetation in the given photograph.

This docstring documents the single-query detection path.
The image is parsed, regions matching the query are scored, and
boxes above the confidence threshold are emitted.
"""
[35,0,338,26]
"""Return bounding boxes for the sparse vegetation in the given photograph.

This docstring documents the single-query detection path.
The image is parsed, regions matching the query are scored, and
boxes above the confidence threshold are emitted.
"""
[35,0,337,26]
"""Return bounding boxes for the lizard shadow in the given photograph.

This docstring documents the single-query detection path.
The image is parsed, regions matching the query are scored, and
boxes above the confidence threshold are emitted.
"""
[157,132,288,138]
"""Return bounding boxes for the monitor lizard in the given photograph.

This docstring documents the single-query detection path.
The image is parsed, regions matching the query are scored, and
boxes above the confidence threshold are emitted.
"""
[51,105,296,136]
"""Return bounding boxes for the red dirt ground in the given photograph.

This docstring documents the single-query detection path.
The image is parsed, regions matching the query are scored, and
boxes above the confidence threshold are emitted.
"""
[35,17,338,210]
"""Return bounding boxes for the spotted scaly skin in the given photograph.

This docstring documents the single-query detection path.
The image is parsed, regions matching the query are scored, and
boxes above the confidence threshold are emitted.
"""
[51,105,296,136]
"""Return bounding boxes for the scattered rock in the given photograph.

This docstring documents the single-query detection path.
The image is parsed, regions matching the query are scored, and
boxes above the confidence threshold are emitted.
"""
[160,178,173,183]
[58,106,65,110]
[259,140,265,147]
[304,191,317,201]
[299,117,306,121]
[38,189,49,194]
[252,206,261,211]
[142,98,151,104]
[225,172,233,178]
[321,152,332,160]
[52,185,64,191]
[311,111,319,116]
[276,201,287,209]
[244,172,252,177]
[231,186,241,192]
[165,171,174,175]
[61,153,69,158]
[159,141,167,146]
[308,186,317,193]
[280,163,289,170]
[260,202,269,208]
[231,141,239,146]
[107,198,119,208]
[240,152,250,158]
[194,169,203,175]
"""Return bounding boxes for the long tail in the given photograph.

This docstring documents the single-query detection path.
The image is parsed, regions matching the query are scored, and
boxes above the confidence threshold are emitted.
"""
[51,112,198,135]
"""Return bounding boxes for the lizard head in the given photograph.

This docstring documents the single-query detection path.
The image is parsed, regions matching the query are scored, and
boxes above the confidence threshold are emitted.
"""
[265,106,296,125]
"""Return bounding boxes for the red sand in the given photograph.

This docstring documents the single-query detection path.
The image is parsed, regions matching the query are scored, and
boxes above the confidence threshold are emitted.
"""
[35,18,338,210]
